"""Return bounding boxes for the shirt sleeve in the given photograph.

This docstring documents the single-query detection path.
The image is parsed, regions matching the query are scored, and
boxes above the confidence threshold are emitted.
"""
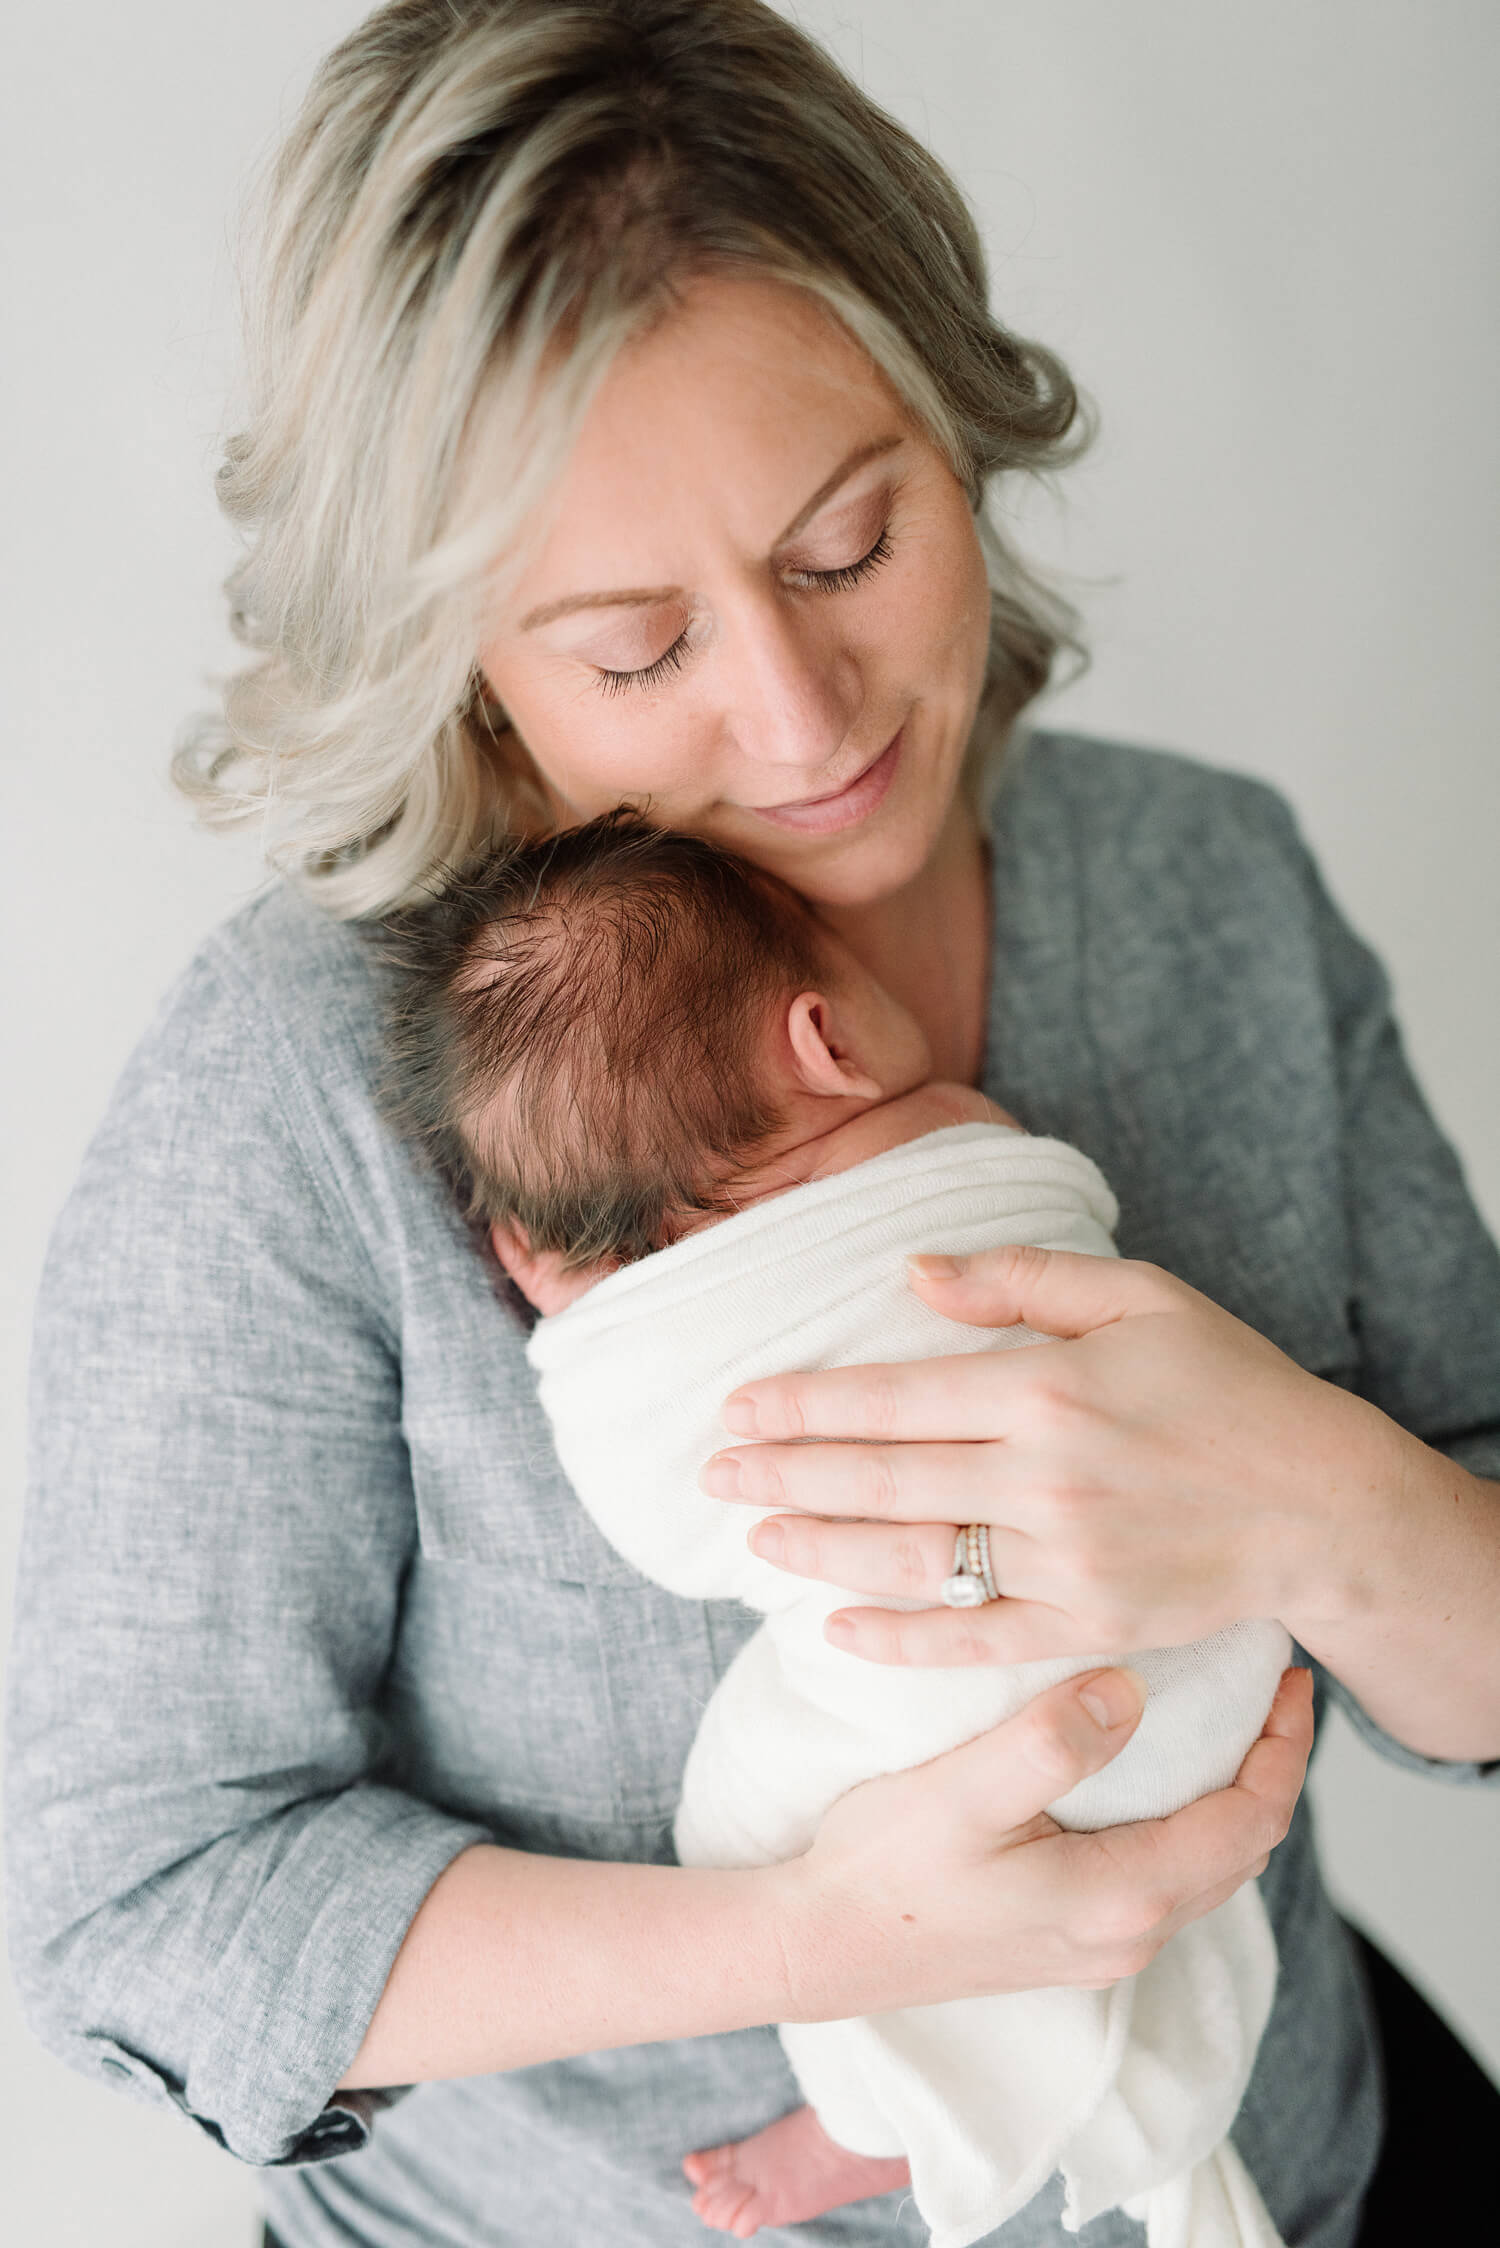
[1274,794,1500,1786]
[3,935,491,2166]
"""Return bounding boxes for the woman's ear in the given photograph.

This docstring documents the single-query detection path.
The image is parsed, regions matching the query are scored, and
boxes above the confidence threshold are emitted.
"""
[785,991,882,1102]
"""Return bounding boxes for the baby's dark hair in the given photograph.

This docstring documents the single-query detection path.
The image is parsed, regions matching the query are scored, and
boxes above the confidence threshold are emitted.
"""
[380,810,829,1267]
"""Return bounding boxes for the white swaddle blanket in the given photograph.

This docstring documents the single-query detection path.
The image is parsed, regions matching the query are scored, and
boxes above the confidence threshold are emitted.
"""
[527,1124,1291,2248]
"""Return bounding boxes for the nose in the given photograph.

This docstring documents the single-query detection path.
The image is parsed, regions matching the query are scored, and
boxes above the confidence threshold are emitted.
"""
[716,586,862,775]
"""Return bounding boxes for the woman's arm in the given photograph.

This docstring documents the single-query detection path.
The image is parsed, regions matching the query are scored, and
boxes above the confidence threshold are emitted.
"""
[5,937,492,2167]
[1283,1409,1500,1757]
[704,1252,1500,1762]
[341,1666,1312,2087]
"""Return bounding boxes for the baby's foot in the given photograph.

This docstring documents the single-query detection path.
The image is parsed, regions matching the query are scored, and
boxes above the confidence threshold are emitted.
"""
[683,2102,910,2237]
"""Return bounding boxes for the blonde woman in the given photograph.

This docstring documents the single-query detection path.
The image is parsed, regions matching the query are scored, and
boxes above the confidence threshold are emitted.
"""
[7,6,1498,2247]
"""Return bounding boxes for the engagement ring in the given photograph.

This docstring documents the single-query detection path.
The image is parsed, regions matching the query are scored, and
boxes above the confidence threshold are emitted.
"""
[939,1521,1000,1607]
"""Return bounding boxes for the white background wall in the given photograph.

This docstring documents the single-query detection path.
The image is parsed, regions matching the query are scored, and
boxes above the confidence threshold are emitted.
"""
[3,4,1496,2241]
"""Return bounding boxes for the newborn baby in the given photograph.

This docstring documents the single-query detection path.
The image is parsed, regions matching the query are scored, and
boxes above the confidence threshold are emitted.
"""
[382,812,1291,2248]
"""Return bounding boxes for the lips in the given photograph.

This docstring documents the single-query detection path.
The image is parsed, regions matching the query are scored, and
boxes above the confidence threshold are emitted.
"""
[745,729,903,836]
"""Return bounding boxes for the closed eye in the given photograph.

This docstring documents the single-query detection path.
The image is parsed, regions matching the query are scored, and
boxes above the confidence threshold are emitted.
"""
[592,525,895,695]
[594,632,691,697]
[787,525,895,594]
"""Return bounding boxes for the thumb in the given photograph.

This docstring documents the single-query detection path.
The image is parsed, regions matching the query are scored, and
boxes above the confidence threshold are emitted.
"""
[935,1666,1147,1835]
[907,1243,1187,1340]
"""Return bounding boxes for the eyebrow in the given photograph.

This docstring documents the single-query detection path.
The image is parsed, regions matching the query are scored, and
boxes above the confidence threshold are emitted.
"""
[518,433,905,630]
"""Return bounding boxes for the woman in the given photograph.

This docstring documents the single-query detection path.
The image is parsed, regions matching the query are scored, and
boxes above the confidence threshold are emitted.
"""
[7,4,1497,2246]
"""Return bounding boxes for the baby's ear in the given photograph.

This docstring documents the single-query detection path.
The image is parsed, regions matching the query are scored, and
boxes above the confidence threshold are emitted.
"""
[490,1220,610,1314]
[785,991,882,1102]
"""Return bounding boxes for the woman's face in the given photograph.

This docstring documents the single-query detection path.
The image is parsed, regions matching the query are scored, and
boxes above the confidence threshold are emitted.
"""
[478,275,992,908]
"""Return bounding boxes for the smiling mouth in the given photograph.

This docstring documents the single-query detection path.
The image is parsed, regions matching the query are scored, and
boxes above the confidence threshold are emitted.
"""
[746,729,903,835]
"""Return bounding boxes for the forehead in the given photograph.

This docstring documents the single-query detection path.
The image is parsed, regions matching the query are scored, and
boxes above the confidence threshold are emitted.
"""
[522,274,908,579]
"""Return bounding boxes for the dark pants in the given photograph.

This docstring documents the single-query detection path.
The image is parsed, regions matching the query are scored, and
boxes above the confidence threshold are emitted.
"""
[260,1928,1498,2247]
[1344,1927,1498,2243]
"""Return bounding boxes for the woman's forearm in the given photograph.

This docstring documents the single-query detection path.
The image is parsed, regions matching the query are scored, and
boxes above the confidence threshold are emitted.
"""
[339,1843,806,2089]
[339,1667,1307,2094]
[1285,1400,1500,1762]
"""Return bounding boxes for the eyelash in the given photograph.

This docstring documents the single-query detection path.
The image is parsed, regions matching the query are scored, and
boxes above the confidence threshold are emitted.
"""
[593,525,896,696]
[596,636,690,698]
[786,525,894,595]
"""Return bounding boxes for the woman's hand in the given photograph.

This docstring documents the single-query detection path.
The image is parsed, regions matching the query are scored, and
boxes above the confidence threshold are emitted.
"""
[700,1245,1399,1665]
[778,1665,1313,2020]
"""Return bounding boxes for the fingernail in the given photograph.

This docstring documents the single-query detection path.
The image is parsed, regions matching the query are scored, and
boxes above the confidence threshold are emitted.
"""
[825,1613,856,1641]
[749,1521,785,1562]
[908,1253,967,1281]
[723,1391,759,1434]
[698,1453,742,1497]
[1077,1668,1147,1731]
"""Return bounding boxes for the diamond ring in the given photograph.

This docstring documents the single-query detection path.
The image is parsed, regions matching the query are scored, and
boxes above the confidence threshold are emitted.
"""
[939,1522,1000,1607]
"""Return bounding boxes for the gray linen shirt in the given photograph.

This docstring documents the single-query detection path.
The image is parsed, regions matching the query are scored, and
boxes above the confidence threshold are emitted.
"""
[8,732,1500,2248]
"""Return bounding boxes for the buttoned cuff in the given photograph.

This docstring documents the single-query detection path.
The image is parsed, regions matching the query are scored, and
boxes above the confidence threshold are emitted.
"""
[92,1788,492,2166]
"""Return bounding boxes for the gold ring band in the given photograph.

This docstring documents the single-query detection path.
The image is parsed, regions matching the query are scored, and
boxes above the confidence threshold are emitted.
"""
[939,1521,1000,1608]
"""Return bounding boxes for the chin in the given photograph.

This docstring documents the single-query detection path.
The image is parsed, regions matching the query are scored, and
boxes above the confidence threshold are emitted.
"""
[766,818,944,911]
[759,768,962,911]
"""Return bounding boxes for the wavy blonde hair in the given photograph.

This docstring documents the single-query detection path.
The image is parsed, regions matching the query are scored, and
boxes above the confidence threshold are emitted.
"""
[177,0,1089,918]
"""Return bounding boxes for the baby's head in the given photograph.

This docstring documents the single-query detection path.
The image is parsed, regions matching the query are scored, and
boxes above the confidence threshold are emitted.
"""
[382,810,946,1269]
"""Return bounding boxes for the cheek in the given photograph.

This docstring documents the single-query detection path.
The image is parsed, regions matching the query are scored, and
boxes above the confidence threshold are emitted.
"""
[864,497,990,698]
[490,659,713,819]
[925,507,991,670]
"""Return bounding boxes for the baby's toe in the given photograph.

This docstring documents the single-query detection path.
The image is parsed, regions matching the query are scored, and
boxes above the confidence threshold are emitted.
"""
[683,2141,737,2188]
[691,2173,759,2235]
